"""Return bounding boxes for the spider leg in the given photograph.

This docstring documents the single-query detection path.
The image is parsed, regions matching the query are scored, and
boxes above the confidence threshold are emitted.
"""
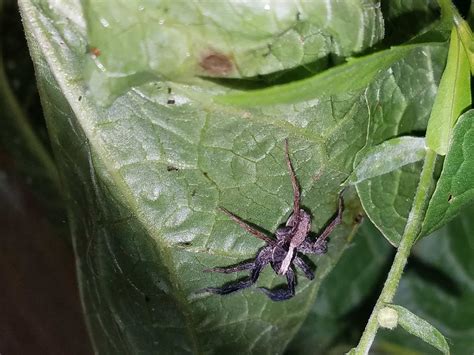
[204,261,254,274]
[258,268,296,301]
[202,279,255,296]
[294,256,314,280]
[284,139,300,219]
[202,247,272,296]
[219,207,275,245]
[312,193,344,251]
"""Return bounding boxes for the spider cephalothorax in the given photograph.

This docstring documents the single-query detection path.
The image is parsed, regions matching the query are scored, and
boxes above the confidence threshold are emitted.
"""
[202,139,344,301]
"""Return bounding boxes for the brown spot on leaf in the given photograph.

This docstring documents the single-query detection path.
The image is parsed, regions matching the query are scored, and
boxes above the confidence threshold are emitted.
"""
[200,52,233,76]
[167,99,175,105]
[167,165,178,172]
[90,46,101,57]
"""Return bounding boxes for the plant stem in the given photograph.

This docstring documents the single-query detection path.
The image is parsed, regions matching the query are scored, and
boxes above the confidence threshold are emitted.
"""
[354,148,438,354]
[0,50,60,188]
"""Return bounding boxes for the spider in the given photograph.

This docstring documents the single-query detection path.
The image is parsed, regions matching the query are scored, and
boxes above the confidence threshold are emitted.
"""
[202,139,344,301]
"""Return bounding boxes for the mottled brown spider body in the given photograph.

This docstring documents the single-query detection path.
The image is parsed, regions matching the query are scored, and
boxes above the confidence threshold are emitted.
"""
[202,139,344,301]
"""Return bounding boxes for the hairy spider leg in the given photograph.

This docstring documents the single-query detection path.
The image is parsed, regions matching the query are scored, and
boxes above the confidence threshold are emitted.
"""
[293,256,314,280]
[300,193,344,255]
[284,138,300,221]
[204,261,254,274]
[202,247,272,296]
[258,268,296,301]
[218,207,275,245]
[313,192,344,248]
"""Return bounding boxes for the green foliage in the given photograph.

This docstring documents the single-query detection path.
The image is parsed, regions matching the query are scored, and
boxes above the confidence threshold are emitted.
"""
[1,0,472,354]
[18,0,387,352]
[423,110,474,235]
[388,305,450,354]
[345,137,426,185]
[426,28,471,155]
[84,0,384,104]
[378,204,474,354]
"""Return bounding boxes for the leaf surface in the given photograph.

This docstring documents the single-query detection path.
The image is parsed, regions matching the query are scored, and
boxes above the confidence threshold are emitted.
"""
[422,110,474,235]
[345,137,426,185]
[86,0,384,79]
[215,44,437,106]
[17,0,456,352]
[354,44,447,246]
[84,0,384,103]
[389,305,450,354]
[19,0,391,353]
[425,28,471,155]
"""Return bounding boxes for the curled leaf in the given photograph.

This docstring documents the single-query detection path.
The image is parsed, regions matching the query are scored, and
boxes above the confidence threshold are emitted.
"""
[346,137,426,185]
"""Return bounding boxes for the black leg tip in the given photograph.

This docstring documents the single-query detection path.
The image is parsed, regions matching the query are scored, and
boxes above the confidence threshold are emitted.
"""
[258,287,295,301]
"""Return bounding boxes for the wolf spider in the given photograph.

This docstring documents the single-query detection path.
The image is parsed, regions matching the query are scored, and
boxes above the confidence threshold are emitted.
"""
[202,139,344,301]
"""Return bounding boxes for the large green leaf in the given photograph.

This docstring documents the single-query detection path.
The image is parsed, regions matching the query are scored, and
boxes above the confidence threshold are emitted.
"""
[422,110,474,235]
[377,204,474,354]
[84,0,384,103]
[17,0,457,353]
[19,0,395,353]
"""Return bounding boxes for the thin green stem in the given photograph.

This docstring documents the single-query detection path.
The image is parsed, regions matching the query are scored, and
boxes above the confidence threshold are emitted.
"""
[0,53,60,188]
[354,148,438,354]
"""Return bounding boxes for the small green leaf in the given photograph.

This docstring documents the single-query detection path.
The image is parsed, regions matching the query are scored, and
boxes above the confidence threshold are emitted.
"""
[453,3,474,74]
[357,162,422,246]
[388,305,450,354]
[214,44,439,106]
[425,27,471,155]
[346,137,426,185]
[422,110,474,235]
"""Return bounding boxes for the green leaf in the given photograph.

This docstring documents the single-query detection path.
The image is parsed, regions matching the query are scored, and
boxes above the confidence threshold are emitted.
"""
[422,110,474,235]
[214,43,439,106]
[454,9,474,74]
[381,0,443,45]
[16,0,459,352]
[388,304,450,354]
[355,41,448,245]
[357,161,424,246]
[377,204,474,354]
[346,137,426,185]
[19,0,395,352]
[426,27,471,155]
[84,0,384,103]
